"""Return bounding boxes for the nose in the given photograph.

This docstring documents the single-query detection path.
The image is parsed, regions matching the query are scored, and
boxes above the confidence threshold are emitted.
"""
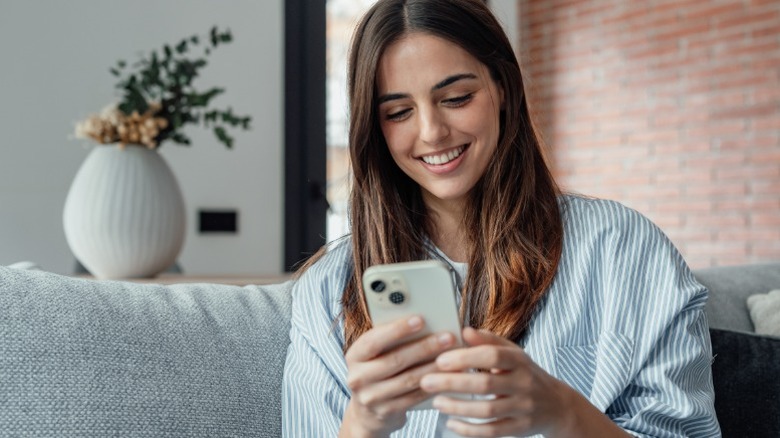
[418,107,450,146]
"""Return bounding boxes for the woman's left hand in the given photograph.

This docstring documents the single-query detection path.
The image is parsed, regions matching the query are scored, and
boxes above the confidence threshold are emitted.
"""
[419,327,575,437]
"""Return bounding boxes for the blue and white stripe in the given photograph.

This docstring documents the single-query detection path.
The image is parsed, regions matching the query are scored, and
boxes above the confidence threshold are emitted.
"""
[282,195,721,437]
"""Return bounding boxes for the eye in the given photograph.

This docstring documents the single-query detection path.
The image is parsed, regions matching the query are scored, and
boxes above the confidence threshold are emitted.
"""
[386,108,412,122]
[443,93,474,107]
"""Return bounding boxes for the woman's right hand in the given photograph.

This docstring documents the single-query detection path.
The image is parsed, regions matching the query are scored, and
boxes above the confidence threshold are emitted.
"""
[339,315,456,437]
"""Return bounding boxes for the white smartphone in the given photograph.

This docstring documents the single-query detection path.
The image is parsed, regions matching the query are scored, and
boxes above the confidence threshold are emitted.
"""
[362,260,464,410]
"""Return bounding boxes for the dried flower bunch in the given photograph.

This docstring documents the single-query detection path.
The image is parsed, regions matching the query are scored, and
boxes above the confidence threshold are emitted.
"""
[76,103,169,149]
[75,27,251,150]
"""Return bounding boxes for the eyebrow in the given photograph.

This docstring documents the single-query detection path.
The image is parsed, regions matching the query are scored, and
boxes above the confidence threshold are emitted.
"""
[377,73,478,104]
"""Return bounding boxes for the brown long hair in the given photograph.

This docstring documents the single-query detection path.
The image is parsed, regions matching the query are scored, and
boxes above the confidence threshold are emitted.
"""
[303,0,563,351]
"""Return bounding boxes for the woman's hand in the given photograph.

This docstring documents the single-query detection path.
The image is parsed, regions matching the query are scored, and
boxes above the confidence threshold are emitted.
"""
[420,327,629,438]
[340,315,457,438]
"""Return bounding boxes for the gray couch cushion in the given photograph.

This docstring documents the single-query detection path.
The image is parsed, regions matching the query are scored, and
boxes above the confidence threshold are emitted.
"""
[0,266,292,437]
[694,263,780,332]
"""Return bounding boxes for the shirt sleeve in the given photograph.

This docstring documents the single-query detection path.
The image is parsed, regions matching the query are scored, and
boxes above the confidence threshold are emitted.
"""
[281,245,352,437]
[609,307,720,437]
[282,314,349,437]
[593,201,721,437]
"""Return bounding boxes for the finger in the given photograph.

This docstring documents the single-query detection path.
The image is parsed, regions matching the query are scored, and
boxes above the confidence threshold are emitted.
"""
[358,387,432,419]
[462,326,516,348]
[420,371,515,395]
[355,360,440,407]
[346,315,425,362]
[436,344,524,371]
[433,394,519,420]
[445,416,531,438]
[348,332,456,390]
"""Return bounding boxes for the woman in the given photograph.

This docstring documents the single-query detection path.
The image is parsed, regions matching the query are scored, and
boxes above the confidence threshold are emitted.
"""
[283,0,720,437]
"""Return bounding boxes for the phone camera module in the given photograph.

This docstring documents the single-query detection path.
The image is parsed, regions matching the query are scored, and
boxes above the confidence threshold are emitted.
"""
[388,291,405,304]
[370,280,386,292]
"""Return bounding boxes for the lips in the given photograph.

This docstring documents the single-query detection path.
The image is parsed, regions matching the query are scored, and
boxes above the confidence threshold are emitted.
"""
[418,144,468,166]
[417,144,470,175]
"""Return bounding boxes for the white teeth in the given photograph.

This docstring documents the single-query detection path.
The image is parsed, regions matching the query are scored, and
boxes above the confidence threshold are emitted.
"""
[421,145,466,165]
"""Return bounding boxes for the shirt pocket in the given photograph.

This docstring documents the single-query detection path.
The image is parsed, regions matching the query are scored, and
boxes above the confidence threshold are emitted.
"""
[555,332,634,411]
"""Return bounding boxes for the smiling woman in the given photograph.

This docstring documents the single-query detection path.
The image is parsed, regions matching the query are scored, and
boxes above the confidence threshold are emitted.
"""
[283,0,721,437]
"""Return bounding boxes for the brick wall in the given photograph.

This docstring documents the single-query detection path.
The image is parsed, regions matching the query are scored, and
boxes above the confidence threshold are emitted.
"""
[518,0,780,268]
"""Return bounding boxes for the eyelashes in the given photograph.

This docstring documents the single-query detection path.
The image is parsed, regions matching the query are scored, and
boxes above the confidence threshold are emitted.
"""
[386,108,412,121]
[384,92,475,122]
[443,92,474,107]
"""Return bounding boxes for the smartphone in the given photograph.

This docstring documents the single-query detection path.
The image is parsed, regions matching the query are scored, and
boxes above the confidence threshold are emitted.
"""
[362,260,464,410]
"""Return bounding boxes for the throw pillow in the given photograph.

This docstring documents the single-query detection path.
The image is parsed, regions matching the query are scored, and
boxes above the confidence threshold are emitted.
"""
[709,328,780,437]
[746,289,780,336]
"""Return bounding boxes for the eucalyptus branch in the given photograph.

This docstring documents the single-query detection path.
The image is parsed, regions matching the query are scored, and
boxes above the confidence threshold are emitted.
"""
[77,26,251,149]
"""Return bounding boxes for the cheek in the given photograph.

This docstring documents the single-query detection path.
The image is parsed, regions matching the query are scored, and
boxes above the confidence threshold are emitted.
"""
[380,122,411,157]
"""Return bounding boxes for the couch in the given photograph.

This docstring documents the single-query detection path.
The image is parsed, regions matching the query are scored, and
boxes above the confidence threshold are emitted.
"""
[1,263,778,437]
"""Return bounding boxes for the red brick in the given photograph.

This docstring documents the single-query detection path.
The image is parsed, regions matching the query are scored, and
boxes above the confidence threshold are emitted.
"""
[751,245,780,259]
[601,173,653,186]
[653,214,684,229]
[655,142,711,155]
[685,121,745,139]
[710,103,777,120]
[709,255,751,267]
[716,164,780,180]
[655,170,713,185]
[684,2,745,22]
[715,197,780,212]
[654,22,712,42]
[751,22,780,39]
[750,212,780,227]
[747,0,780,6]
[656,199,713,214]
[685,152,746,168]
[747,150,780,165]
[720,39,780,58]
[625,129,681,144]
[718,229,780,242]
[716,10,780,31]
[686,183,748,197]
[751,180,780,195]
[753,116,780,130]
[685,239,749,256]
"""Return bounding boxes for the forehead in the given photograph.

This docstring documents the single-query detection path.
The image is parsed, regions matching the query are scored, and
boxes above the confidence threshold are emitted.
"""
[376,33,486,93]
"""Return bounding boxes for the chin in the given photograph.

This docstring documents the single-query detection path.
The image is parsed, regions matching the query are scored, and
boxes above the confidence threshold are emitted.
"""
[424,188,470,204]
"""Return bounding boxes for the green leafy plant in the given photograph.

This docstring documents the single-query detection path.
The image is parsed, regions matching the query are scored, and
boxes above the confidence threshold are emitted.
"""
[75,26,251,149]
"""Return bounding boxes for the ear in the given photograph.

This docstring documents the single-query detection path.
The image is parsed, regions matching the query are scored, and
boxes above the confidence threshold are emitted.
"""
[498,83,506,110]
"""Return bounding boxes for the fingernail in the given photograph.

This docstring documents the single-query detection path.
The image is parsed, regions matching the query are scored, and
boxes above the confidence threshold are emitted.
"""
[437,355,451,368]
[438,333,452,346]
[432,396,445,409]
[420,375,438,390]
[408,316,422,329]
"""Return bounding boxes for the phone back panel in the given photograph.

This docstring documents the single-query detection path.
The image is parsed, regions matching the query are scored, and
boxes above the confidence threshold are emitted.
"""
[362,260,462,346]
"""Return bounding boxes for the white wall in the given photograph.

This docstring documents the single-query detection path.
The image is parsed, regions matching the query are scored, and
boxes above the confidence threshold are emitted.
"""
[0,0,284,275]
[490,0,519,54]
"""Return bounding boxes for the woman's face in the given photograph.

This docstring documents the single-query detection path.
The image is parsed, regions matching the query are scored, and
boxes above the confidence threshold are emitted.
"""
[376,32,503,210]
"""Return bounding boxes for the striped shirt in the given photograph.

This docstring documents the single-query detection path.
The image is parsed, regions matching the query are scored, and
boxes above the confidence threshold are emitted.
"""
[282,195,721,437]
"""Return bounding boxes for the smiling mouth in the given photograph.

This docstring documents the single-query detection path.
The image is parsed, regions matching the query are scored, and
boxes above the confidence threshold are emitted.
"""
[419,144,469,165]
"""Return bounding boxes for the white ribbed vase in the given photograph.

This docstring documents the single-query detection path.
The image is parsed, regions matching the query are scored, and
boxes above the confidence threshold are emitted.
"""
[63,145,186,279]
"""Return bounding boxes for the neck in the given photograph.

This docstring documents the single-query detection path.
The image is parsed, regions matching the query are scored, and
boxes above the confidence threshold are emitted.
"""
[423,192,469,263]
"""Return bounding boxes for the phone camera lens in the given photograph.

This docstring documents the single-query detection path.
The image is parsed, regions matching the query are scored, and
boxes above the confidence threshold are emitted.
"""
[370,280,386,292]
[388,291,405,304]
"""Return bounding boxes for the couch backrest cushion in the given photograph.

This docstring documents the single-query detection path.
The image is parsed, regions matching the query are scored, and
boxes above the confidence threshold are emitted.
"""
[693,263,780,332]
[0,267,293,437]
